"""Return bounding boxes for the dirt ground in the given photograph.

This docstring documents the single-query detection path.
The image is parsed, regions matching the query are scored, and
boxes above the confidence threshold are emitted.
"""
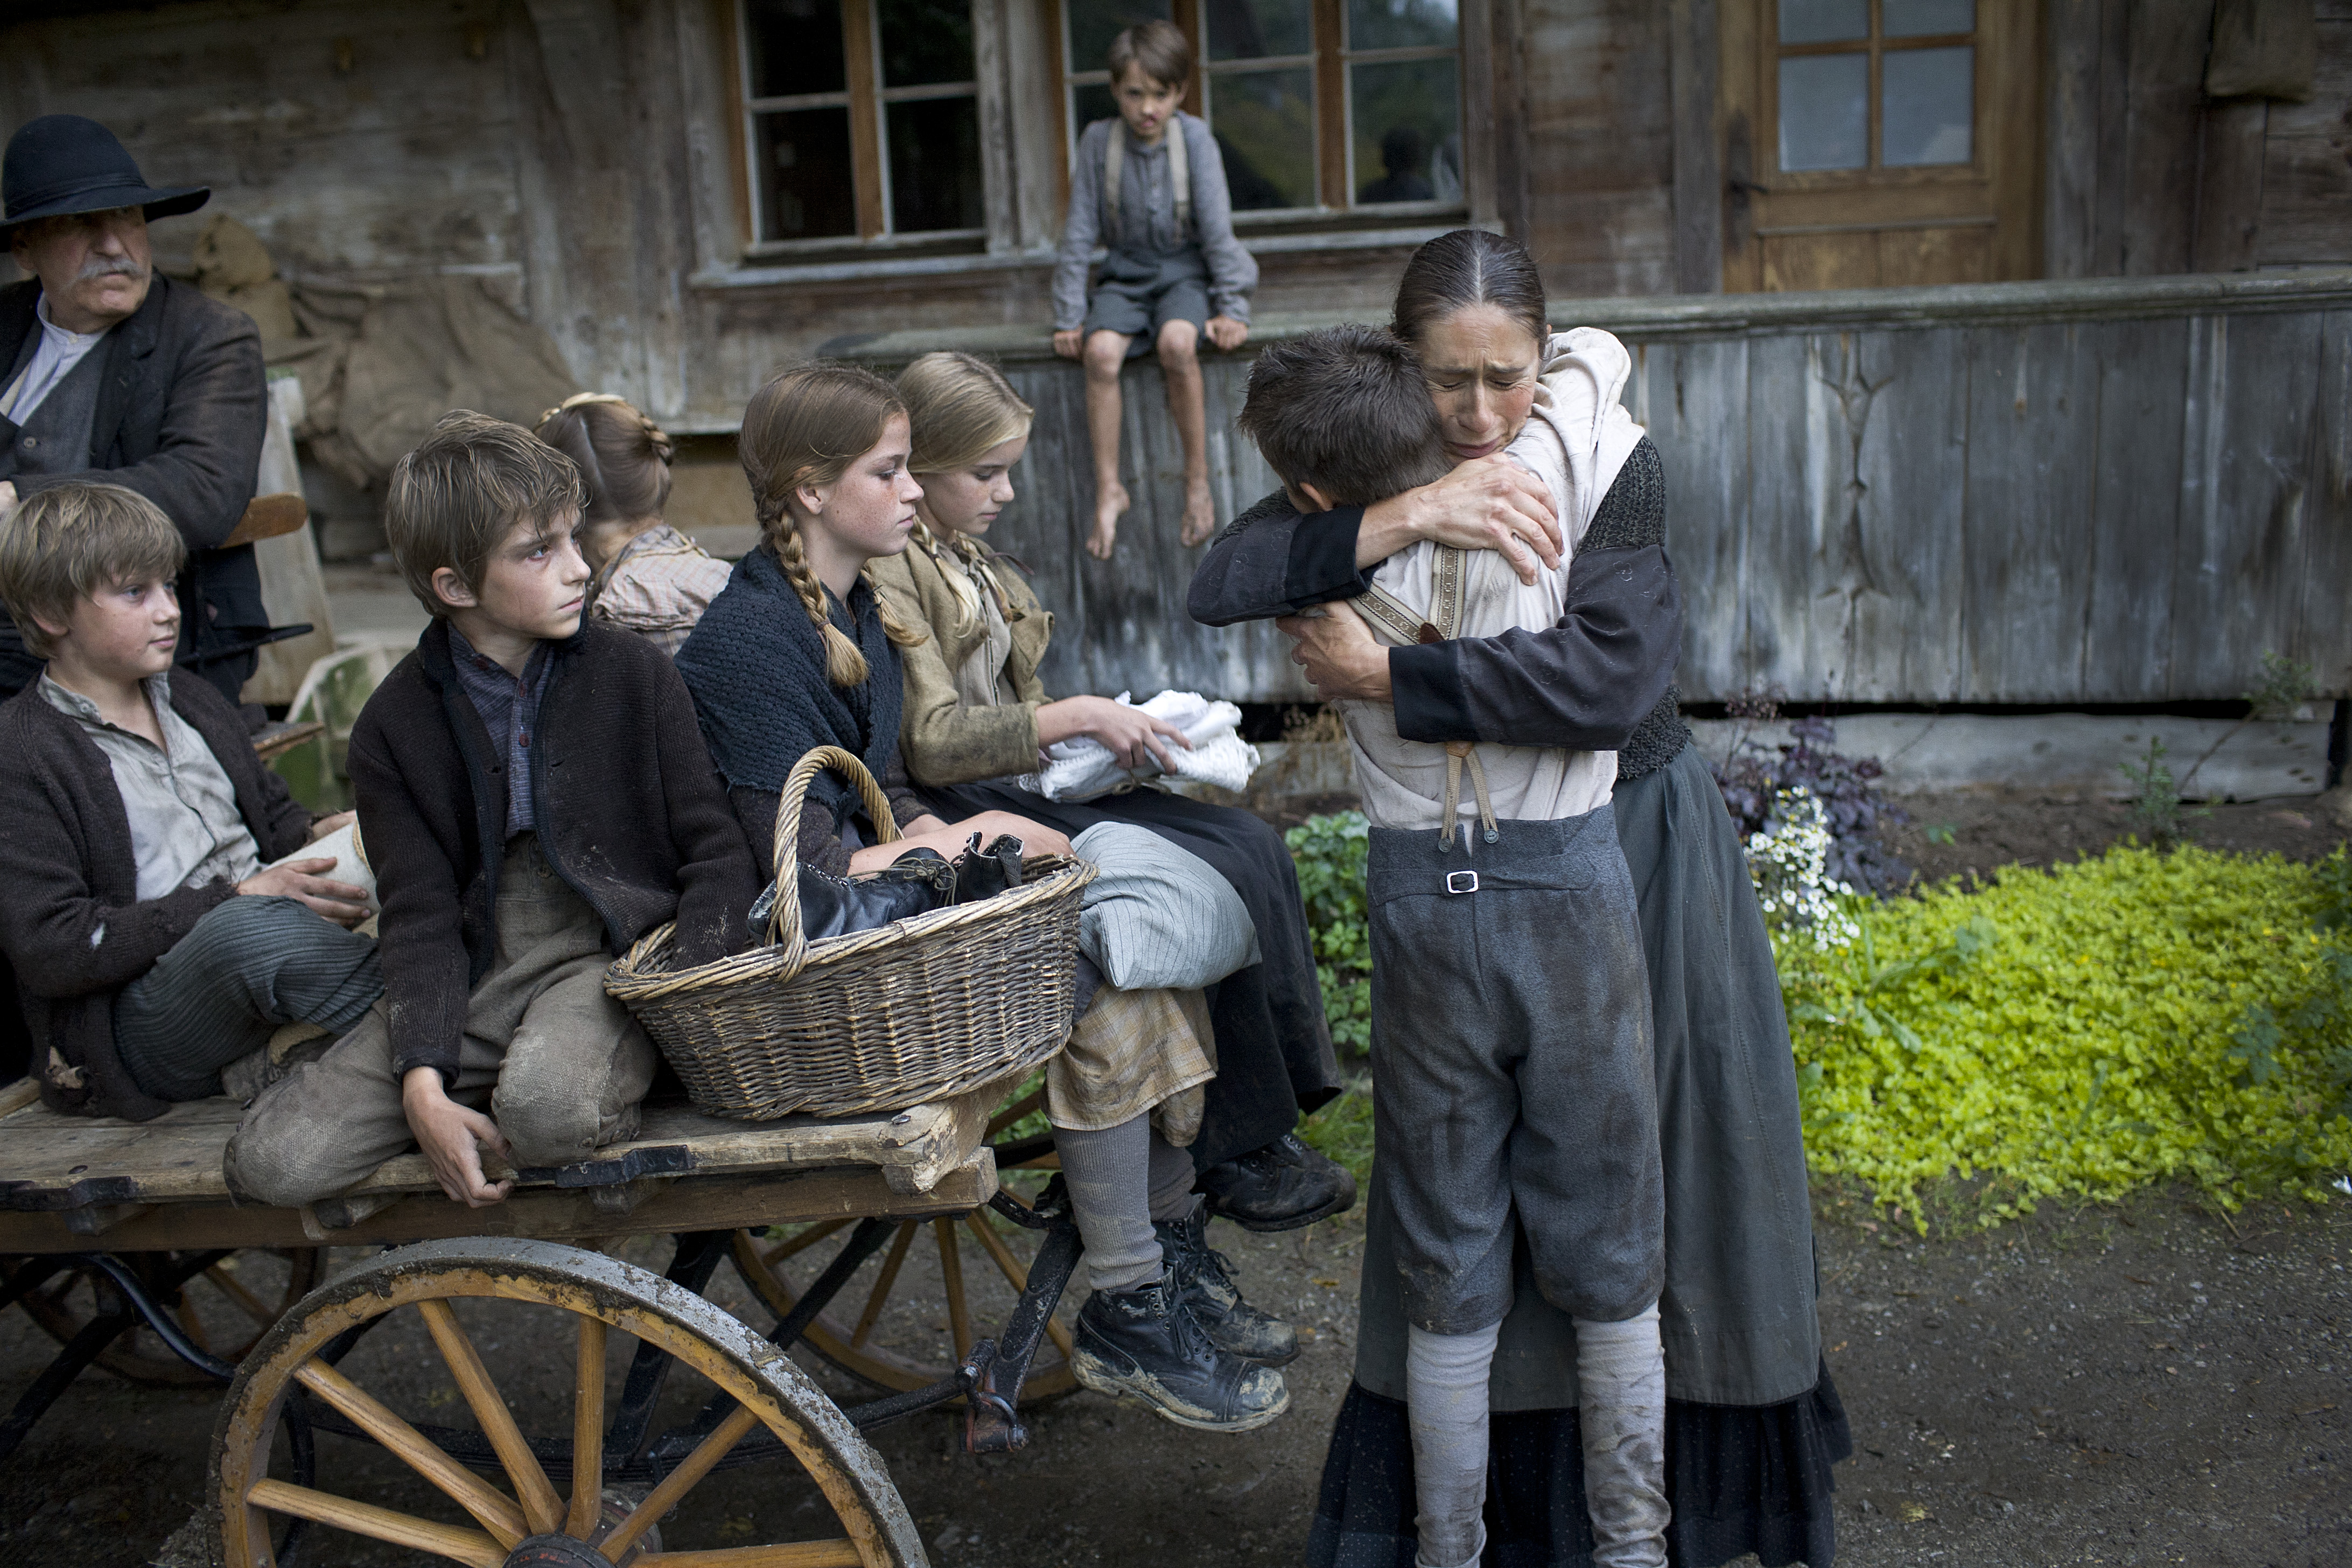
[1878,788,2350,884]
[1,1182,2345,1568]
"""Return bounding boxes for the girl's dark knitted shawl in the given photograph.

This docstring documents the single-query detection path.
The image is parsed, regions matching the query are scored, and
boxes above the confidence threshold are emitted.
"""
[674,543,904,832]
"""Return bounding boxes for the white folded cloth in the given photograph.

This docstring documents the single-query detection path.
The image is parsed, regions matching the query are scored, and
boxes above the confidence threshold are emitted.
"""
[266,820,379,915]
[1019,690,1261,802]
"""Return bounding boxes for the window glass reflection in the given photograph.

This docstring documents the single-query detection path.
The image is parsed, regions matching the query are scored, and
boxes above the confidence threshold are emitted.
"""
[1347,0,1457,53]
[1207,0,1312,61]
[1777,0,1866,45]
[1882,45,1972,165]
[755,108,858,239]
[887,98,984,230]
[1352,57,1461,205]
[1207,68,1317,208]
[878,0,975,87]
[744,0,845,97]
[1883,0,1973,37]
[1778,52,1868,170]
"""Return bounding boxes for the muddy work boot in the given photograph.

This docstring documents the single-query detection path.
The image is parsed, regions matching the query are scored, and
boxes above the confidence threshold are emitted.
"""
[1196,1131,1358,1231]
[1072,1276,1291,1432]
[1156,1201,1299,1366]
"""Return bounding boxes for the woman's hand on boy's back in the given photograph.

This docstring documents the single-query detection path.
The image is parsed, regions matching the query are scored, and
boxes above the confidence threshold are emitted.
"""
[402,1066,515,1207]
[1356,456,1562,583]
[1205,316,1249,352]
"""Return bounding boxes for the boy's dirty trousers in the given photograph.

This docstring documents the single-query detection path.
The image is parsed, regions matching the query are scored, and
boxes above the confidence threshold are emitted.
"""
[1367,808,1669,1567]
[226,835,657,1207]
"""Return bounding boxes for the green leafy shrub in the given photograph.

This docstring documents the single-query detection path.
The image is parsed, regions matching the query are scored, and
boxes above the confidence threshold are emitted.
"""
[1285,811,1374,1053]
[1782,844,2352,1228]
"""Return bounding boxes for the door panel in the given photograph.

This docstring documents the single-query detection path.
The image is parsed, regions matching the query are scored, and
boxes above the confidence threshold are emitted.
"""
[1723,0,2041,291]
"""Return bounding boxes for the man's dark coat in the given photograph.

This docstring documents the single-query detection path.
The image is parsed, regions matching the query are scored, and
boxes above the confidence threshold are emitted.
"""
[0,274,268,664]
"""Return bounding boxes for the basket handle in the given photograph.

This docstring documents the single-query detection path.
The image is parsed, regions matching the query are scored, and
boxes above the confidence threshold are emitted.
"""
[765,744,907,955]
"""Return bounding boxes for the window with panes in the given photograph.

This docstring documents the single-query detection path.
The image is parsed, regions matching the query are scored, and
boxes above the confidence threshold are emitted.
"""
[1770,0,1978,177]
[1059,0,1464,217]
[737,0,985,246]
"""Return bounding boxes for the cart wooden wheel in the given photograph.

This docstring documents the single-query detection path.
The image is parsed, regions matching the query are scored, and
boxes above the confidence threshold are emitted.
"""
[732,1084,1075,1405]
[18,1248,324,1386]
[211,1237,925,1568]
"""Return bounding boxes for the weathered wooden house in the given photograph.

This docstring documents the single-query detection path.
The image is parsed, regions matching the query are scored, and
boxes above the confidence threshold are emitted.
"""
[6,1,2349,762]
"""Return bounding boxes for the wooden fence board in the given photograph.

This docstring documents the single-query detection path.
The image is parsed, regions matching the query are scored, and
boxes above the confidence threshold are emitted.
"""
[1849,326,1971,702]
[1634,337,1751,701]
[2083,314,2191,701]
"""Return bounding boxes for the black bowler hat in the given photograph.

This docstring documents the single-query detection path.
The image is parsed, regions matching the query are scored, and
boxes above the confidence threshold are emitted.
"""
[2,114,209,237]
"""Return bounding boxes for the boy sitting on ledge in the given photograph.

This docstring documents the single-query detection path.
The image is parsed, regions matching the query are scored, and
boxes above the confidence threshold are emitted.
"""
[227,412,759,1208]
[0,481,380,1119]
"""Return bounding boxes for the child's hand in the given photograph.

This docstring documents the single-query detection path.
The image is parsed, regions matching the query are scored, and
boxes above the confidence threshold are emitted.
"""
[306,809,356,842]
[1205,316,1249,352]
[238,858,373,927]
[1053,328,1085,360]
[403,1067,514,1207]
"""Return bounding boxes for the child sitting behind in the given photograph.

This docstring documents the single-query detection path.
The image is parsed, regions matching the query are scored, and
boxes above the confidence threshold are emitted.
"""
[0,482,380,1118]
[1051,19,1256,557]
[228,412,760,1208]
[1237,327,1670,1568]
[534,392,732,655]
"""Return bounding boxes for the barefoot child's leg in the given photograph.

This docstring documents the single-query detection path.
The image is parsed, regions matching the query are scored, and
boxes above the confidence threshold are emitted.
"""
[1083,329,1132,558]
[1156,318,1216,547]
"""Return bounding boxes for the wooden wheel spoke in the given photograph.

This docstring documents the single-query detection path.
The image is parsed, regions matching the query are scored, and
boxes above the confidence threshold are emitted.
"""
[962,1212,1073,1362]
[849,1222,918,1350]
[599,1404,761,1560]
[202,1263,275,1325]
[758,1217,853,1269]
[638,1544,865,1566]
[934,1217,972,1361]
[246,1477,503,1566]
[417,1299,565,1536]
[566,1313,608,1539]
[292,1358,528,1547]
[984,1087,1044,1137]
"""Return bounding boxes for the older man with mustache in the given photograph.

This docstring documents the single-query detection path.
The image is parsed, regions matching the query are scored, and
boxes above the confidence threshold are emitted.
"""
[1,114,267,705]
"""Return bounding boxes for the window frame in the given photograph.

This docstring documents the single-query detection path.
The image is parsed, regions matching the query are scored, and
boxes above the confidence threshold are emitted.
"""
[1050,0,1480,226]
[1757,0,1989,193]
[732,0,996,255]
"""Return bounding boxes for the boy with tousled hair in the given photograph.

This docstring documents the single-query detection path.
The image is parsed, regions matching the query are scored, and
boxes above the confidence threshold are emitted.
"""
[1052,18,1257,557]
[1238,327,1673,1568]
[227,411,760,1208]
[0,481,381,1120]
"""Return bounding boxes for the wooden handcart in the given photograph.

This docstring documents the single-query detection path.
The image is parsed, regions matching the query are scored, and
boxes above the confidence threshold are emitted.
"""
[0,1075,1084,1568]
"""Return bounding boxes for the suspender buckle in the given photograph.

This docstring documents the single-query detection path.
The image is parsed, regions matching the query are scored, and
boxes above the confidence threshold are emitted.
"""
[1444,870,1480,895]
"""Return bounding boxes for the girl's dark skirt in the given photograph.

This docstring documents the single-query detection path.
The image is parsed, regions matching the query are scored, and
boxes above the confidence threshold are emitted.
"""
[916,779,1341,1169]
[1306,743,1848,1567]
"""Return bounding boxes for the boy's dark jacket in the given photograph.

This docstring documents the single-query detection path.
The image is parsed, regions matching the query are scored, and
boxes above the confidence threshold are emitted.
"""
[0,672,313,1121]
[353,619,758,1084]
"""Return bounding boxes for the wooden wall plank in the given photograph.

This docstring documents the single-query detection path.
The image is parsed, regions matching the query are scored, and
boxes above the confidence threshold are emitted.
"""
[1958,321,2102,700]
[1632,337,1751,700]
[2255,135,2352,266]
[1848,327,1971,702]
[2119,0,2216,276]
[1667,0,1722,296]
[2300,311,2352,695]
[1522,0,1678,299]
[2045,0,2107,280]
[2089,0,2134,276]
[2170,312,2328,697]
[1735,332,1849,698]
[2192,99,2270,272]
[2082,314,2190,701]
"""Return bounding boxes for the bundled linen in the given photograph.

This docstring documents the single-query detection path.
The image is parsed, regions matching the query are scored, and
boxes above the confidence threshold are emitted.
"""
[1071,822,1262,991]
[1021,690,1259,801]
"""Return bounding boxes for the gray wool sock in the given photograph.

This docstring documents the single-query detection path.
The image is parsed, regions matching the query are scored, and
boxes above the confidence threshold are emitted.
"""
[1147,1128,1199,1223]
[1573,1302,1670,1568]
[1405,1321,1500,1568]
[1054,1114,1163,1295]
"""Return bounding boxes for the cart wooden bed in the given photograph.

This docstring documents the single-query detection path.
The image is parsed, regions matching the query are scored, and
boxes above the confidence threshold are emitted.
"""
[0,1073,1082,1568]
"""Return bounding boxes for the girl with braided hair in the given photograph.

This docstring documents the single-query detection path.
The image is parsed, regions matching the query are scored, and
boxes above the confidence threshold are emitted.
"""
[533,393,731,655]
[675,363,1059,879]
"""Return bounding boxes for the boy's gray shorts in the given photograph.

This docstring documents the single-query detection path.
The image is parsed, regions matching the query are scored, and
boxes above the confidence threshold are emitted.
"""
[1368,807,1665,1335]
[1083,248,1212,356]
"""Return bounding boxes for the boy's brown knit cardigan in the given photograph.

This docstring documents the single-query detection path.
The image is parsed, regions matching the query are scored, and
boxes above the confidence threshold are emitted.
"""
[354,619,761,1088]
[0,673,317,1120]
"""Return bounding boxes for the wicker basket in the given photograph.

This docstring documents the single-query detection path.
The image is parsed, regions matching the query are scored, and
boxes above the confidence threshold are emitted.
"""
[606,744,1093,1119]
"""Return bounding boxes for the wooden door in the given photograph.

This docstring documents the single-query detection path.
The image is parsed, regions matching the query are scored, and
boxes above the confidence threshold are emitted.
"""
[1720,0,2042,291]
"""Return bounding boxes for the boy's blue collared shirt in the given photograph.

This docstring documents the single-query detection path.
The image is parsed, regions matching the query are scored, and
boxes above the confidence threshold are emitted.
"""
[445,626,553,836]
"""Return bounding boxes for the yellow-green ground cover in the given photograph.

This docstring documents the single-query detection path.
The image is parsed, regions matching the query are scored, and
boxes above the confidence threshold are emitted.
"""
[1292,816,2352,1230]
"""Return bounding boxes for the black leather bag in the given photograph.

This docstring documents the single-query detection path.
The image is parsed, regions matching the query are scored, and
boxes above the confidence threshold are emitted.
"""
[749,846,955,943]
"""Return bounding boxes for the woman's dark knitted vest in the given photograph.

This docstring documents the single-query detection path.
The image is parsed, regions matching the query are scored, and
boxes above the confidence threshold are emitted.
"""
[1580,439,1691,783]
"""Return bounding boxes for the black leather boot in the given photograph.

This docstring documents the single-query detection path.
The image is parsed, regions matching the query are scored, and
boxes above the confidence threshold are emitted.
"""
[1196,1132,1358,1231]
[1157,1201,1300,1366]
[1071,1276,1290,1432]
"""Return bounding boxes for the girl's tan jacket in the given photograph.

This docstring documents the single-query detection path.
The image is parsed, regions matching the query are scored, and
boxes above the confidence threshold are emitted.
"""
[869,538,1055,788]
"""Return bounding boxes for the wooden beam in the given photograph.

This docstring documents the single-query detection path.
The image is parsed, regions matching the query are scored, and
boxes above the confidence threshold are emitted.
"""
[2193,97,2269,271]
[844,0,888,237]
[1313,0,1347,209]
[1669,0,1723,293]
[2045,0,2104,277]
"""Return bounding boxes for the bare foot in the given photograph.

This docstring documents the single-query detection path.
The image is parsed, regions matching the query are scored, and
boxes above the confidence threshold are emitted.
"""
[1180,481,1217,548]
[1088,484,1130,560]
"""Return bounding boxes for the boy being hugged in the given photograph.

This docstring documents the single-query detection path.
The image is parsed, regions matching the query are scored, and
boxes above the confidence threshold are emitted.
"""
[1237,328,1671,1568]
[1051,19,1256,558]
[228,412,760,1208]
[0,482,380,1119]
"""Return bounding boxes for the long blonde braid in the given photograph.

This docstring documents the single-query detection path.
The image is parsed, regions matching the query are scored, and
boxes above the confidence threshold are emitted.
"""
[739,363,926,688]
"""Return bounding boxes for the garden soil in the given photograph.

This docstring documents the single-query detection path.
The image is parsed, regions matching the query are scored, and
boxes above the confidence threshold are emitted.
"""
[2,1186,2344,1567]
